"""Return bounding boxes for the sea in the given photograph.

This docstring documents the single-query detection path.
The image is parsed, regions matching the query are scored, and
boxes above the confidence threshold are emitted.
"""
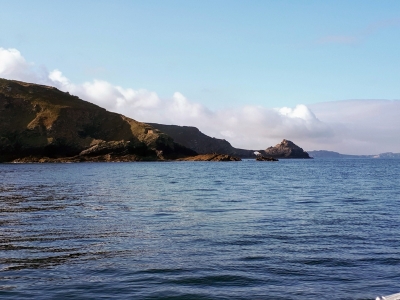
[1,158,400,300]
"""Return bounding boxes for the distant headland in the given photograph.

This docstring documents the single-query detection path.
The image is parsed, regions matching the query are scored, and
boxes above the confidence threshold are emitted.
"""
[307,150,400,159]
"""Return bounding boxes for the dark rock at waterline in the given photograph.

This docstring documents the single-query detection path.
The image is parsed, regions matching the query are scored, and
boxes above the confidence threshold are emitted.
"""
[256,155,278,161]
[177,153,242,161]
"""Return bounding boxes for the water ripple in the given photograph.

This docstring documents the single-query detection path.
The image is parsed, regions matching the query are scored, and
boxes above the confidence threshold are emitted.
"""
[0,159,400,299]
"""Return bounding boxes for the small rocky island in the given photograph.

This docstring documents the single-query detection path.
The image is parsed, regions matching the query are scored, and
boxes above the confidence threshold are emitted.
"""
[260,139,311,159]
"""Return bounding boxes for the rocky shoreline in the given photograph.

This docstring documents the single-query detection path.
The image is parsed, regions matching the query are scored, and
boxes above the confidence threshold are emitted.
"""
[8,153,243,163]
[177,153,241,161]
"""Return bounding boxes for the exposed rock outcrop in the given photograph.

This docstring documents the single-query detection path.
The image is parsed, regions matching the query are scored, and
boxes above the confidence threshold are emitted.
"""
[0,78,196,162]
[255,155,278,161]
[263,139,310,158]
[177,153,242,161]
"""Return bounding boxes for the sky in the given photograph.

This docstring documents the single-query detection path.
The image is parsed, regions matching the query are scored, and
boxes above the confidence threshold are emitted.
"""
[1,0,400,154]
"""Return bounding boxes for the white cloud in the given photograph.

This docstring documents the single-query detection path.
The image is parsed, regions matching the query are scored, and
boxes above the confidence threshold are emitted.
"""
[309,100,400,154]
[48,69,70,86]
[0,48,36,82]
[1,47,399,154]
[0,47,51,84]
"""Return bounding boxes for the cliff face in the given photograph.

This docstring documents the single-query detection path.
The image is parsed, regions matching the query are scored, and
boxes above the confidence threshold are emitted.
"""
[147,123,255,157]
[0,78,196,162]
[263,139,310,158]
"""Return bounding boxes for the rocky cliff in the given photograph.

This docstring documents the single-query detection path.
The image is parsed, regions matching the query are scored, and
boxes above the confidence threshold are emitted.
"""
[0,78,196,162]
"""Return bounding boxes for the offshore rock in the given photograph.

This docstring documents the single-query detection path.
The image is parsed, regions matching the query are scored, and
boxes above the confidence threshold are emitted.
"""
[263,139,311,159]
[256,155,278,161]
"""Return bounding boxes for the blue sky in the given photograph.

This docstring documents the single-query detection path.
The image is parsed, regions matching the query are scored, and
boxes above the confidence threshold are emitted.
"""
[1,1,400,153]
[2,0,400,108]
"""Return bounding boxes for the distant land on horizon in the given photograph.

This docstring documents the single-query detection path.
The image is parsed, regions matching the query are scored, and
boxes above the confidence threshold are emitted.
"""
[307,150,400,159]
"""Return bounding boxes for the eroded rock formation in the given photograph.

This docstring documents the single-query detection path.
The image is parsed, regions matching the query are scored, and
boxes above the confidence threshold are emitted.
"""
[262,139,310,159]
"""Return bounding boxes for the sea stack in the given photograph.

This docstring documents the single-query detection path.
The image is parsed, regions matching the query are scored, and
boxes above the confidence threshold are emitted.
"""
[263,139,311,158]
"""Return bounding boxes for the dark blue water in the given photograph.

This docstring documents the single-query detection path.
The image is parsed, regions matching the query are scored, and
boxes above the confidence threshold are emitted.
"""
[1,159,400,299]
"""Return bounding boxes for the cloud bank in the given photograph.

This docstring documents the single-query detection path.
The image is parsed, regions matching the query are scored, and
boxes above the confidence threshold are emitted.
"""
[1,47,399,154]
